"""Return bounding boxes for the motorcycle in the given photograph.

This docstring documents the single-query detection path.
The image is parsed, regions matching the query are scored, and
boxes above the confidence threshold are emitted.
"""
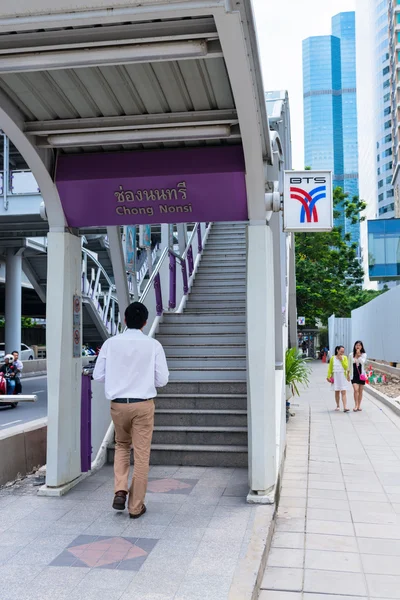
[0,371,18,408]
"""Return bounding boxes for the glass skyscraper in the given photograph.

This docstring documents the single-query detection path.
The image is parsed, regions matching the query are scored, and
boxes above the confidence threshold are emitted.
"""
[303,12,360,243]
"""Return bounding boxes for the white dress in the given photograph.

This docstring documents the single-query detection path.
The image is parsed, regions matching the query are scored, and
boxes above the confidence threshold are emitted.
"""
[332,357,348,391]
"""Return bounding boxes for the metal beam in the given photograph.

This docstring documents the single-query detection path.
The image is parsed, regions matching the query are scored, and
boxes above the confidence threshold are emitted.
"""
[106,226,130,320]
[22,257,46,303]
[0,39,223,74]
[0,18,218,51]
[25,109,238,136]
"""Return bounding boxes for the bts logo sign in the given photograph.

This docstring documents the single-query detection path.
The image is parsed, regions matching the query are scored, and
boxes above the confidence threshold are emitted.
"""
[283,171,333,232]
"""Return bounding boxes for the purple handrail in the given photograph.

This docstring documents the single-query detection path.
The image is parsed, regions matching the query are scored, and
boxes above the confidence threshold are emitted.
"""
[168,252,177,310]
[154,273,163,316]
[197,223,203,253]
[187,245,194,277]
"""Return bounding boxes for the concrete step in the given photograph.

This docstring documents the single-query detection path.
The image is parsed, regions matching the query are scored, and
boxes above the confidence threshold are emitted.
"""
[107,444,248,467]
[181,308,246,315]
[157,333,245,345]
[156,393,247,410]
[152,426,248,446]
[164,345,246,357]
[169,367,246,381]
[191,281,246,290]
[159,380,247,395]
[194,275,246,284]
[205,244,246,250]
[158,323,246,334]
[154,409,247,427]
[197,265,246,273]
[161,313,246,323]
[186,302,246,311]
[200,259,246,266]
[189,293,246,302]
[167,357,246,368]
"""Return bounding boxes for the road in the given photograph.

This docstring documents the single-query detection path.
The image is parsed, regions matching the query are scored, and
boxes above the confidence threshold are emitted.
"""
[0,375,48,429]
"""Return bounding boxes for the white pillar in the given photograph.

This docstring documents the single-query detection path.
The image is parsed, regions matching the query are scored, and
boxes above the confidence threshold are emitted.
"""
[247,223,277,496]
[45,231,82,488]
[177,223,187,255]
[5,249,22,354]
[107,226,130,318]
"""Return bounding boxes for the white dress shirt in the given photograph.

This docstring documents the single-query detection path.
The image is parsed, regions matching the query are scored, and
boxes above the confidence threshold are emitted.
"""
[93,328,169,400]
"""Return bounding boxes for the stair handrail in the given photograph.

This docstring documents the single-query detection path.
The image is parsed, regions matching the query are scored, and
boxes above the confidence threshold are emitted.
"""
[140,246,168,317]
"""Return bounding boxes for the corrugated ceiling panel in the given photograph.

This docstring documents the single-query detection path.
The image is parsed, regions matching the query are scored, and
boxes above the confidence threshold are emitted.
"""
[151,62,194,113]
[178,60,216,111]
[22,71,78,119]
[48,70,100,119]
[1,73,55,120]
[204,58,234,109]
[123,63,169,114]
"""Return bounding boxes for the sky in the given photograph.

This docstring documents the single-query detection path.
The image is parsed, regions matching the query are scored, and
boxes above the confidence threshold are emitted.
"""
[252,0,356,169]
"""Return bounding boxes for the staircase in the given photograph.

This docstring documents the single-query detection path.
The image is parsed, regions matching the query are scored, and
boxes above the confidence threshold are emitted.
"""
[108,222,248,468]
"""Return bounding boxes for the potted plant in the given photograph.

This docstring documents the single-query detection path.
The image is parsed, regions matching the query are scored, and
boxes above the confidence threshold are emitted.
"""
[285,347,312,401]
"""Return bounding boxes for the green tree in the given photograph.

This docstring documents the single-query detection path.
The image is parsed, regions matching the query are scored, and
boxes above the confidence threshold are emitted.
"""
[295,187,383,326]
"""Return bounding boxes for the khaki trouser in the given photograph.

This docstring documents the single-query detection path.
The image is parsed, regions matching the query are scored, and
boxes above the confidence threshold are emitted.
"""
[110,399,155,515]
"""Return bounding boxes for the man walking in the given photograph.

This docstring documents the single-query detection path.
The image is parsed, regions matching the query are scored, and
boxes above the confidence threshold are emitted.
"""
[93,302,169,518]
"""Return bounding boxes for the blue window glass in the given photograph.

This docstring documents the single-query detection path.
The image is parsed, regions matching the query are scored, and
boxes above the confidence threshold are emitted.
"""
[368,219,400,280]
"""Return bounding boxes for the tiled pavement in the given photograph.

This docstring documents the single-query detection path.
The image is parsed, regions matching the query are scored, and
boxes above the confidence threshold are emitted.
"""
[260,361,400,600]
[0,464,254,600]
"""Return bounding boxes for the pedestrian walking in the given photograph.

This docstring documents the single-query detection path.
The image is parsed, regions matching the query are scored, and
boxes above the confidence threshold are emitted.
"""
[327,345,350,412]
[349,341,367,412]
[93,301,169,519]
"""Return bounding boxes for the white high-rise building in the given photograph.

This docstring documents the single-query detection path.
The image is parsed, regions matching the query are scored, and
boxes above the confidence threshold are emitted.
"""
[356,0,395,288]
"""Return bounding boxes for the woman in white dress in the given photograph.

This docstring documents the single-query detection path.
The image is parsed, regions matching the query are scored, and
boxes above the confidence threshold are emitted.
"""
[327,345,350,412]
[348,341,367,412]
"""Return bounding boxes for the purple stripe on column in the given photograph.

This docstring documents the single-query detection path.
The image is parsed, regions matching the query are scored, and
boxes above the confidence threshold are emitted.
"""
[169,252,176,310]
[81,374,92,473]
[197,223,203,253]
[181,258,189,295]
[154,273,163,317]
[187,245,194,277]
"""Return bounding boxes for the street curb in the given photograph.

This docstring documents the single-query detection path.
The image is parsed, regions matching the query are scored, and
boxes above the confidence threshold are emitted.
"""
[228,504,276,600]
[366,384,400,417]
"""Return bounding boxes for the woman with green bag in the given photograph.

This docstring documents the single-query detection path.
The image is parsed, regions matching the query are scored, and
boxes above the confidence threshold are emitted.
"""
[327,345,350,413]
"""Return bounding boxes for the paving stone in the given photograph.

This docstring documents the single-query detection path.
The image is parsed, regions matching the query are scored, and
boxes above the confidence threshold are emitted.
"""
[366,574,400,598]
[305,549,362,572]
[261,567,303,592]
[306,520,355,537]
[259,593,302,600]
[304,569,367,596]
[361,554,400,575]
[267,548,304,569]
[305,533,358,553]
[271,532,305,550]
[306,508,352,523]
[357,536,400,556]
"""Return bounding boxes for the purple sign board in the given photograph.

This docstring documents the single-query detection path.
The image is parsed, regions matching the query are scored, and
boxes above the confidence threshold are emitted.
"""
[55,146,248,227]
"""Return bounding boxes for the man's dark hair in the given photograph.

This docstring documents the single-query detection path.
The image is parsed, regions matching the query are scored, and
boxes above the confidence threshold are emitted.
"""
[12,351,18,355]
[125,302,148,330]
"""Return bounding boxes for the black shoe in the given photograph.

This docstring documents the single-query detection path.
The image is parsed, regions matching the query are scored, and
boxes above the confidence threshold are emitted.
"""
[129,505,146,519]
[112,490,127,510]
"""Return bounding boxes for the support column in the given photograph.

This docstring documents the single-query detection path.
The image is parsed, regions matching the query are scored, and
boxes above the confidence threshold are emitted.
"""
[107,226,130,318]
[45,231,82,489]
[5,249,22,354]
[247,223,277,498]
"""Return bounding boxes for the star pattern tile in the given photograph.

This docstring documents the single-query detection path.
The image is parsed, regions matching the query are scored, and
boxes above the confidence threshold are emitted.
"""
[50,535,158,570]
[147,477,198,494]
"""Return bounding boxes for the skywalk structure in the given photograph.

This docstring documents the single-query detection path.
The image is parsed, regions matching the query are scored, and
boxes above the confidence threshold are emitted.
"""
[0,0,296,501]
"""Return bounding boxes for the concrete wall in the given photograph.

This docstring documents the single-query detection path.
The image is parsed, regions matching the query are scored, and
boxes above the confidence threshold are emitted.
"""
[0,419,46,486]
[20,359,47,377]
[352,286,400,363]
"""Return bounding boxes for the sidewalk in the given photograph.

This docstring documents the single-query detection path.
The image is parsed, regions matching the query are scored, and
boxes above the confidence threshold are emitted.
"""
[0,462,268,600]
[260,361,400,600]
